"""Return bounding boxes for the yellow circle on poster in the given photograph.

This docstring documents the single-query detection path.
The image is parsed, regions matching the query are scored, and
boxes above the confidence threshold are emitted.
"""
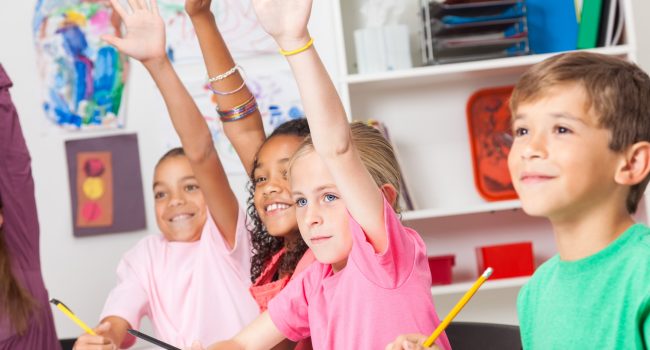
[83,178,104,200]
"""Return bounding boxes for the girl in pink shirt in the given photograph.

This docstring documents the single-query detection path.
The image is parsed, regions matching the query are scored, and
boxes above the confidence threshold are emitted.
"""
[194,0,451,349]
[178,2,316,320]
[76,0,314,349]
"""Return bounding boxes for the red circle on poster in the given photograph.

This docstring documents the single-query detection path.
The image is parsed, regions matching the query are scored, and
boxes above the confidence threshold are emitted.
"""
[84,158,106,177]
[81,202,102,222]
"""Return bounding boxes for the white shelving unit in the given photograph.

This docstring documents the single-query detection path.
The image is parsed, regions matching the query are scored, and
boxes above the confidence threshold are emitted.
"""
[431,276,530,297]
[327,0,643,325]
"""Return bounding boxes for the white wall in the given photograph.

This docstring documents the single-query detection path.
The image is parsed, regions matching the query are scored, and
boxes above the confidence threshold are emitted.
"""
[1,0,649,341]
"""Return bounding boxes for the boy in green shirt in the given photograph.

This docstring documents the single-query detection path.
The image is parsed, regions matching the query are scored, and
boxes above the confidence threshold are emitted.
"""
[509,51,650,349]
[387,52,650,350]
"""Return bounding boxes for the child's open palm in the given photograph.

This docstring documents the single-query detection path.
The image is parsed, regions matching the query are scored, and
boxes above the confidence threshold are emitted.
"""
[102,0,166,64]
[185,0,212,18]
[251,0,312,46]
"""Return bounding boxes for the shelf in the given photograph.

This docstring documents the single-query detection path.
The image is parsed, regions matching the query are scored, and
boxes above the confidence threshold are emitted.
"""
[344,45,632,88]
[402,200,521,221]
[431,276,530,296]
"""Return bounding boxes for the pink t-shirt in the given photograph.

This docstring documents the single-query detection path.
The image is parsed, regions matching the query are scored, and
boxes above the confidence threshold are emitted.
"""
[100,210,259,349]
[267,198,451,350]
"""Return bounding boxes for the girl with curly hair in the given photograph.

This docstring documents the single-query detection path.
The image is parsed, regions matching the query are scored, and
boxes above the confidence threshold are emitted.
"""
[96,0,315,349]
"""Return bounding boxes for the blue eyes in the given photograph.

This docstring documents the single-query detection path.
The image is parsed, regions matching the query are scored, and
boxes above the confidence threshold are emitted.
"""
[295,194,339,207]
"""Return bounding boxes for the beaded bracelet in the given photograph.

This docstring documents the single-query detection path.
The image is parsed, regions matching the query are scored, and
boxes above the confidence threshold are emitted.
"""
[207,64,241,83]
[207,65,248,96]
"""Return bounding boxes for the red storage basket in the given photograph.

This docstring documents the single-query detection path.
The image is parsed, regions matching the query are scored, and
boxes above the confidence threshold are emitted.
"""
[428,254,456,285]
[476,242,534,279]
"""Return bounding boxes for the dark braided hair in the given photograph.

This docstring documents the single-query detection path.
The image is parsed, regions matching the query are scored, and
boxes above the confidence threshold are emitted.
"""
[248,118,310,282]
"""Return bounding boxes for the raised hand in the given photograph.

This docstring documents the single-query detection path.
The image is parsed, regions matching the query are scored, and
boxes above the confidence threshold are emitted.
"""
[251,0,312,49]
[185,0,212,18]
[102,0,166,65]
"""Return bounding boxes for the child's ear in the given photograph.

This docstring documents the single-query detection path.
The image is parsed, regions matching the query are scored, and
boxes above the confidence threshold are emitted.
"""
[615,141,650,185]
[380,184,399,207]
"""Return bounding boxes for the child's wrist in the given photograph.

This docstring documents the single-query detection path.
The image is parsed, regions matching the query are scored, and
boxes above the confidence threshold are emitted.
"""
[276,35,312,55]
[142,56,171,72]
[188,10,214,23]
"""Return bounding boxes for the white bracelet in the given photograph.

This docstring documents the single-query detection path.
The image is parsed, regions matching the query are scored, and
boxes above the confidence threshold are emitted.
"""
[207,65,240,83]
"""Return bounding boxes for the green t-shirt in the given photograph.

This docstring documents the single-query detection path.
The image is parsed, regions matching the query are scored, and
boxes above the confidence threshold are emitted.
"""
[518,223,650,349]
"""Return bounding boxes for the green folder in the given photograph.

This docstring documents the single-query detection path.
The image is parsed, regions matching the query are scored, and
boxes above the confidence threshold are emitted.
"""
[577,0,604,49]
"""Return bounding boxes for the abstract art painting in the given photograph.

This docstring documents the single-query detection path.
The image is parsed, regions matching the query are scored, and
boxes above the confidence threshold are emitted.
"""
[33,0,128,129]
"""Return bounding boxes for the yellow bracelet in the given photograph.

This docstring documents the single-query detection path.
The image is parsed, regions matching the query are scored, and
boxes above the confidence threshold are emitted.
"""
[279,38,314,56]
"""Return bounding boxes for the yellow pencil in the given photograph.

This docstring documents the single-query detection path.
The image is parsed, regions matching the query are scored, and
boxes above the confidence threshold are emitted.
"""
[423,267,493,347]
[50,298,97,336]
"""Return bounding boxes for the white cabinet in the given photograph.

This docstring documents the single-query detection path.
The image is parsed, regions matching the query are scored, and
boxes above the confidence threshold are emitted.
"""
[327,0,643,324]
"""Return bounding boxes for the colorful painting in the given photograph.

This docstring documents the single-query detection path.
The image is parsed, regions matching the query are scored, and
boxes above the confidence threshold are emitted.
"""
[66,134,146,236]
[33,0,128,129]
[158,0,276,64]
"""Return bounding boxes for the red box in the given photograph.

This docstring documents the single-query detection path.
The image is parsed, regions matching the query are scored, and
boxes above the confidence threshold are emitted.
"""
[428,255,455,285]
[476,242,534,279]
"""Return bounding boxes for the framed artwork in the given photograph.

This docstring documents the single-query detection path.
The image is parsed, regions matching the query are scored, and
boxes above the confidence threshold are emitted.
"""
[65,134,146,236]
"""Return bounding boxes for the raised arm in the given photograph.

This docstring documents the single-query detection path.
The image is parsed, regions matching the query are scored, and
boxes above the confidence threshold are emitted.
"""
[0,66,40,268]
[102,0,238,247]
[186,0,266,176]
[251,0,387,252]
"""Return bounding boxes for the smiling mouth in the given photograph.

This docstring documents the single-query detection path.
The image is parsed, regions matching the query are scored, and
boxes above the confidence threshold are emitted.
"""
[520,175,554,184]
[265,203,291,214]
[169,213,194,222]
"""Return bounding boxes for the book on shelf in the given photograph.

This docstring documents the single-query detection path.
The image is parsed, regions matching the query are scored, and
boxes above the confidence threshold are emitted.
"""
[597,0,624,47]
[576,0,603,49]
[365,119,418,212]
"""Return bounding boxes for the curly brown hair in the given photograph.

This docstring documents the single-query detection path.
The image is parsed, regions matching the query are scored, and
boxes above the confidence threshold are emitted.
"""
[247,119,310,283]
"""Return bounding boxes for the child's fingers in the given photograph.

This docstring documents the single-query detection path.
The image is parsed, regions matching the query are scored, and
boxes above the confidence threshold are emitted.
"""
[101,34,123,50]
[190,340,205,350]
[94,321,112,334]
[73,333,113,349]
[127,0,144,10]
[150,0,160,16]
[108,0,128,19]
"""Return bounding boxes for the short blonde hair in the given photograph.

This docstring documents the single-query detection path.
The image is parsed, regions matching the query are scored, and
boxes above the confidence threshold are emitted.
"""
[290,122,403,212]
[510,51,650,213]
